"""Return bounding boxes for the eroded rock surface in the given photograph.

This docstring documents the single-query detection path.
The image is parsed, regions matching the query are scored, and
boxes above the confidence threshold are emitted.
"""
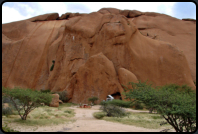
[71,52,123,103]
[2,8,196,104]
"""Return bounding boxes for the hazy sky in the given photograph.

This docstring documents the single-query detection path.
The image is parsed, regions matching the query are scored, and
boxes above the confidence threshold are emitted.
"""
[2,2,196,24]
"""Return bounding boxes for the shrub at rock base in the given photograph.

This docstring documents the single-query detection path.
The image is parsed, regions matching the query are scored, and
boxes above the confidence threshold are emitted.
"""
[100,103,129,118]
[93,112,106,119]
[57,90,68,102]
[132,101,144,110]
[2,106,13,116]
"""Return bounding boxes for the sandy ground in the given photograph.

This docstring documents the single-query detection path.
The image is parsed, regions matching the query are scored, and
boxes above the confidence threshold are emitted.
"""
[3,105,174,132]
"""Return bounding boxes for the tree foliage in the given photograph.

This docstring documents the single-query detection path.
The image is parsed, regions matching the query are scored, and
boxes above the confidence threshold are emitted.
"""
[122,81,196,132]
[2,87,53,120]
[88,96,98,105]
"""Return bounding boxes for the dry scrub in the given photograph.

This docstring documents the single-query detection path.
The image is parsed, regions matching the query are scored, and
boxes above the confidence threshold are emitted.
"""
[2,103,76,132]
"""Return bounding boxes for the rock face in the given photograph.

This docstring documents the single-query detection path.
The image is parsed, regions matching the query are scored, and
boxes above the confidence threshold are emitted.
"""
[131,13,196,81]
[118,68,139,100]
[71,52,123,103]
[2,8,196,104]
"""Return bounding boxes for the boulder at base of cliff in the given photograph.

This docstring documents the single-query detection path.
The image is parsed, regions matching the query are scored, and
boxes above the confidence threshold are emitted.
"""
[49,94,60,107]
[71,52,123,104]
[118,68,139,100]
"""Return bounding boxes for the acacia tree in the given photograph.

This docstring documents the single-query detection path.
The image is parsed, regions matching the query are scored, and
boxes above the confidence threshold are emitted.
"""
[88,97,98,105]
[2,87,53,120]
[122,81,157,112]
[122,81,196,132]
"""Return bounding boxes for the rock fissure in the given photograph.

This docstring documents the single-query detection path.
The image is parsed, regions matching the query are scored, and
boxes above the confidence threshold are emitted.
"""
[114,33,125,38]
[70,58,83,61]
[2,33,12,41]
[4,39,25,86]
[98,22,111,34]
[32,21,57,89]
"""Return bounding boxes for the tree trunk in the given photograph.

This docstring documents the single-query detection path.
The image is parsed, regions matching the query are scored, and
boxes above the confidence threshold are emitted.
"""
[21,114,27,120]
[149,108,153,113]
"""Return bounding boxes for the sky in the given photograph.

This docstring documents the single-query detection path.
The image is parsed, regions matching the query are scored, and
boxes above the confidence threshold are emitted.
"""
[2,2,196,24]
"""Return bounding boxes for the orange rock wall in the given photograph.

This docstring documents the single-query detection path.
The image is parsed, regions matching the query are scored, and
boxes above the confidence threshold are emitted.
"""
[2,8,196,104]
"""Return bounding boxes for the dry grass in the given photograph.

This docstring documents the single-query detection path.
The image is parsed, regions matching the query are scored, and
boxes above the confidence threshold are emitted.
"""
[2,103,76,127]
[96,111,173,130]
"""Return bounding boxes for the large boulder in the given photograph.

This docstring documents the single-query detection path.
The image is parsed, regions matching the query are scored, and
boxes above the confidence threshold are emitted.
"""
[59,12,71,20]
[98,8,120,14]
[120,10,142,18]
[71,52,123,104]
[118,68,138,88]
[118,68,139,100]
[49,94,60,107]
[58,12,83,20]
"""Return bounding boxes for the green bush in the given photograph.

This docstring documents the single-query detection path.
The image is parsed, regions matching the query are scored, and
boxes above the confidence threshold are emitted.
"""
[2,106,13,116]
[88,96,98,105]
[2,96,12,103]
[57,90,68,102]
[2,87,53,120]
[132,101,144,110]
[2,96,22,115]
[2,97,22,115]
[93,112,106,119]
[100,103,129,118]
[102,99,131,108]
[123,81,196,132]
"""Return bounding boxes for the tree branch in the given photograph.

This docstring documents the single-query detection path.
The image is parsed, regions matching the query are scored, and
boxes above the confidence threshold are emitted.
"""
[165,115,180,132]
[172,114,179,131]
[10,97,22,119]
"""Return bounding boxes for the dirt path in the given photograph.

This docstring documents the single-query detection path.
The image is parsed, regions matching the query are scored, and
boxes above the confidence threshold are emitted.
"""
[51,105,164,132]
[5,105,169,132]
[56,105,162,132]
